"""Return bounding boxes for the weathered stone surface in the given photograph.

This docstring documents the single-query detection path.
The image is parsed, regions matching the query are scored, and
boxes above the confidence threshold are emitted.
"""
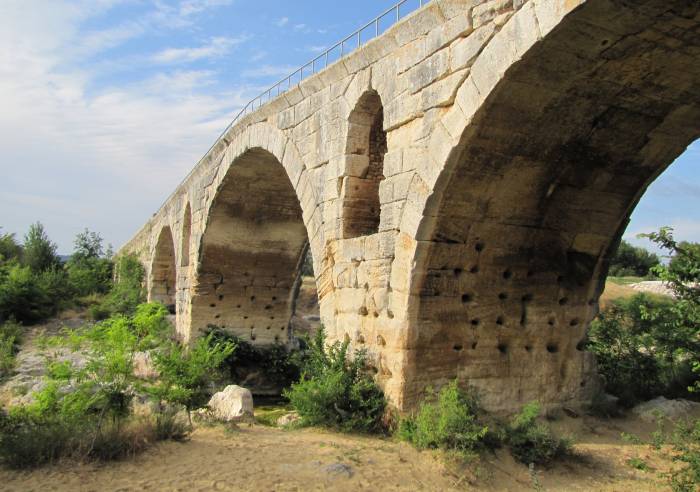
[120,0,700,414]
[208,385,254,422]
[133,351,159,379]
[632,397,700,423]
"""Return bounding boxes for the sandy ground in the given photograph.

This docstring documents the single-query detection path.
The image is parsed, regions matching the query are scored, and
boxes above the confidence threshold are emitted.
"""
[1,408,695,492]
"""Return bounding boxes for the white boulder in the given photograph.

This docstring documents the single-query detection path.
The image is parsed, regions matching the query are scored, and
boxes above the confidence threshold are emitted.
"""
[207,385,254,422]
[632,396,700,422]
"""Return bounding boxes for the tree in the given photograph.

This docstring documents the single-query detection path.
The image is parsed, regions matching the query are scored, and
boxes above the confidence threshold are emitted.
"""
[66,229,113,297]
[608,240,660,277]
[72,229,104,261]
[22,222,58,273]
[0,228,22,264]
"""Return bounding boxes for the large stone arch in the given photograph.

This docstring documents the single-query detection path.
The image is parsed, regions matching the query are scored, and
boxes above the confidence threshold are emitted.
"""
[149,225,177,312]
[187,124,322,344]
[400,0,700,411]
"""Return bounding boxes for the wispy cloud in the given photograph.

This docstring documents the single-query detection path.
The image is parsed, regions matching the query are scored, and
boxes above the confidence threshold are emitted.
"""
[275,17,289,27]
[153,35,249,64]
[241,64,298,78]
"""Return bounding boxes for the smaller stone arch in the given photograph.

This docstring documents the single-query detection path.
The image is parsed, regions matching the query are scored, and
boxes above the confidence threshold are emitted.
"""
[341,89,387,238]
[150,225,177,313]
[181,202,192,267]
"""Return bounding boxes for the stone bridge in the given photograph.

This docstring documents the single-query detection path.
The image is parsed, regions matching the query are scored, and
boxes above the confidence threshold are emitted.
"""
[120,0,700,412]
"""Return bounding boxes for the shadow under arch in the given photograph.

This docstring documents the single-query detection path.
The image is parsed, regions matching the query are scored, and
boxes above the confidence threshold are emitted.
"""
[405,0,700,411]
[191,148,312,345]
[150,225,177,313]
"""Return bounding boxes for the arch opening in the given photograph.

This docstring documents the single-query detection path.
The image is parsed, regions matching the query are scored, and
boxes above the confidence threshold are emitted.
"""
[342,90,387,238]
[191,148,314,345]
[150,226,177,313]
[181,202,192,267]
[407,0,700,412]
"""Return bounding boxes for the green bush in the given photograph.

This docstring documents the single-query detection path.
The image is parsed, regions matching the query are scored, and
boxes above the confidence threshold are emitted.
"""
[284,328,386,433]
[667,418,700,491]
[205,326,302,389]
[398,380,490,456]
[66,229,113,297]
[0,319,22,378]
[93,254,145,318]
[506,402,571,466]
[608,240,660,278]
[151,332,236,425]
[22,222,59,274]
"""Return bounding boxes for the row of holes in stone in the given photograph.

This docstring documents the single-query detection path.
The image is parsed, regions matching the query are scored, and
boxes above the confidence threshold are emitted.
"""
[452,341,586,353]
[463,316,580,327]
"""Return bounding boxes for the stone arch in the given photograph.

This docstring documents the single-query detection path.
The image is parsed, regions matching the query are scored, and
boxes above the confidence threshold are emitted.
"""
[181,201,192,267]
[149,225,177,312]
[190,139,316,345]
[401,0,700,411]
[341,89,387,238]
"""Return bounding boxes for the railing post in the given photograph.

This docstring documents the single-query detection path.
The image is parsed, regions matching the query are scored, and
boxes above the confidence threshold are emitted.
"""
[357,31,361,47]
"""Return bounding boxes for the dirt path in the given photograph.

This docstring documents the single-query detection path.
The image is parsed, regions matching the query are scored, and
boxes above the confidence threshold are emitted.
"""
[0,413,685,492]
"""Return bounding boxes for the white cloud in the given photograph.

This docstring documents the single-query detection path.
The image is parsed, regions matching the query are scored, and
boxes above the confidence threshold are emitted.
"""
[293,23,307,31]
[179,0,234,17]
[275,17,289,27]
[242,64,298,78]
[153,35,249,64]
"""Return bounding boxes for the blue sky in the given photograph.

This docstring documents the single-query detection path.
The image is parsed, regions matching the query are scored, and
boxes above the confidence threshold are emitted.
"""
[0,0,698,255]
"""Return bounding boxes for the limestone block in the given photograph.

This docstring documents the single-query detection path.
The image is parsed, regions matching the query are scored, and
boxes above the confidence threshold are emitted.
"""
[533,0,584,37]
[396,37,428,74]
[406,48,450,94]
[384,91,422,131]
[472,0,513,28]
[208,385,254,422]
[383,149,404,177]
[379,200,405,232]
[427,11,473,56]
[392,4,446,47]
[421,69,469,110]
[283,86,304,107]
[450,23,496,71]
[344,154,371,178]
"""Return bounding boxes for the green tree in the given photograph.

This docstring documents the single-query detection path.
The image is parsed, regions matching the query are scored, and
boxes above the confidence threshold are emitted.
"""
[608,240,660,277]
[66,229,113,297]
[22,222,58,273]
[0,228,22,264]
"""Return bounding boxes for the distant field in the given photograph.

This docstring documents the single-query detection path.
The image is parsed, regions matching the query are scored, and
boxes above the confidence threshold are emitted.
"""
[607,276,647,285]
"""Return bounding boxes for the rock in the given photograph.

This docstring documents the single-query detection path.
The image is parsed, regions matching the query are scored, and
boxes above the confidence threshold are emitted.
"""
[629,281,677,298]
[632,396,700,422]
[207,385,254,422]
[562,406,579,418]
[276,412,301,427]
[324,462,353,479]
[133,351,159,379]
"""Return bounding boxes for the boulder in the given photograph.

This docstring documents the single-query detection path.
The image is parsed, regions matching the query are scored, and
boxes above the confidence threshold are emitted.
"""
[632,396,700,422]
[277,412,301,427]
[207,385,254,422]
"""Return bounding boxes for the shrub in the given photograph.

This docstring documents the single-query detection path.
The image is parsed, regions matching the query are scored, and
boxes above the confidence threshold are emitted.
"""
[151,332,236,425]
[0,228,21,264]
[22,222,59,274]
[608,240,660,278]
[284,328,386,433]
[667,418,700,491]
[506,402,571,466]
[205,326,302,389]
[95,254,145,318]
[66,229,113,297]
[398,380,490,456]
[0,319,22,378]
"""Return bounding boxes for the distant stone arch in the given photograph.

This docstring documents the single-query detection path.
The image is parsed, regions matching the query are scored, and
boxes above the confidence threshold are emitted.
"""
[150,225,177,313]
[341,89,387,238]
[181,202,192,267]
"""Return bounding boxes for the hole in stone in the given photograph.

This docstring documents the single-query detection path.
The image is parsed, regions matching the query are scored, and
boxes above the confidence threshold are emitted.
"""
[215,314,221,319]
[236,304,241,309]
[475,242,485,252]
[266,326,271,330]
[576,340,586,351]
[588,299,596,306]
[496,316,505,326]
[454,267,463,276]
[250,333,257,341]
[250,296,256,302]
[270,316,275,320]
[434,290,441,296]
[580,380,586,387]
[546,343,558,353]
[359,306,369,316]
[210,303,216,308]
[557,275,564,284]
[497,343,508,354]
[526,270,534,278]
[377,335,386,346]
[601,39,609,46]
[471,342,478,350]
[525,345,533,352]
[470,265,479,274]
[217,295,223,302]
[502,269,513,280]
[453,344,463,352]
[274,335,280,343]
[265,305,272,310]
[471,318,480,326]
[373,311,379,318]
[272,296,277,301]
[461,293,473,303]
[244,272,249,277]
[357,334,365,344]
[498,292,508,300]
[387,310,394,319]
[570,318,580,327]
[281,326,285,331]
[548,317,556,326]
[558,297,568,306]
[243,316,248,320]
[521,293,533,302]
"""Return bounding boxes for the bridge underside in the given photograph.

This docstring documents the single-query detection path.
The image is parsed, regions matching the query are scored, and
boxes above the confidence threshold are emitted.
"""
[123,0,700,413]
